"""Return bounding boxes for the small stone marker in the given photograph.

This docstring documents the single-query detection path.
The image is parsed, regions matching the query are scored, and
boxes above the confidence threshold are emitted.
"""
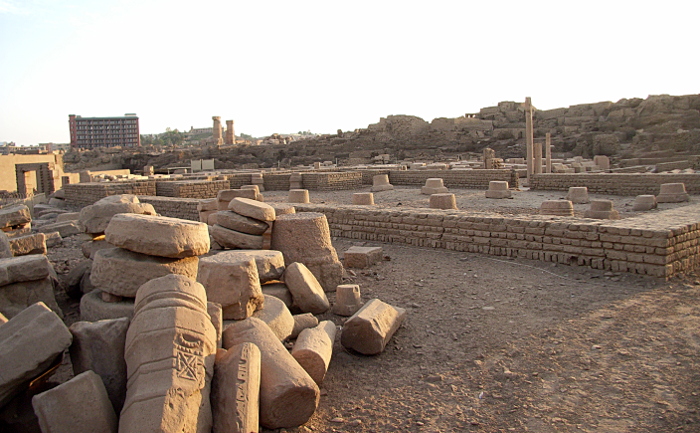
[212,342,261,433]
[288,189,310,204]
[656,183,690,203]
[539,200,574,216]
[429,193,458,210]
[341,298,406,355]
[370,174,394,192]
[344,246,383,269]
[633,194,657,211]
[283,262,330,314]
[485,181,512,199]
[32,370,118,433]
[105,213,210,258]
[584,199,620,220]
[292,320,337,385]
[222,317,319,429]
[421,178,448,195]
[565,186,590,204]
[352,192,375,205]
[332,284,363,316]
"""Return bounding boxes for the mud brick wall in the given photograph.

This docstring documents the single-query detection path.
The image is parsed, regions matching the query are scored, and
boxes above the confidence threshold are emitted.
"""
[609,166,649,173]
[387,169,519,189]
[263,173,293,191]
[155,180,229,198]
[64,181,156,207]
[530,173,700,195]
[138,196,200,221]
[296,204,700,280]
[300,172,363,191]
[225,173,255,189]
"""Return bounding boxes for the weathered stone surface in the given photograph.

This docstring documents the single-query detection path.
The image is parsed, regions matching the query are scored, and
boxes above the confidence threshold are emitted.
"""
[44,231,62,248]
[0,232,12,259]
[198,198,218,212]
[352,192,374,205]
[565,186,590,204]
[38,221,83,237]
[0,204,31,229]
[211,343,261,433]
[332,284,363,317]
[485,181,512,199]
[268,203,296,215]
[421,178,448,195]
[222,317,319,429]
[79,201,157,234]
[370,174,394,192]
[9,232,46,256]
[292,320,337,385]
[32,370,118,433]
[81,238,113,259]
[0,254,51,286]
[429,193,458,210]
[208,302,223,348]
[80,289,135,322]
[271,212,343,291]
[344,246,383,269]
[0,276,62,319]
[96,194,139,204]
[633,194,657,211]
[120,274,217,433]
[105,214,210,258]
[340,298,406,355]
[283,262,330,314]
[0,302,72,408]
[211,250,285,283]
[215,210,269,236]
[540,200,574,216]
[197,252,263,320]
[288,189,310,204]
[217,189,257,211]
[55,212,80,223]
[584,199,620,220]
[261,282,293,308]
[291,313,318,339]
[69,317,129,413]
[211,224,264,250]
[91,247,199,297]
[59,259,91,299]
[251,295,294,341]
[229,197,276,222]
[657,182,690,203]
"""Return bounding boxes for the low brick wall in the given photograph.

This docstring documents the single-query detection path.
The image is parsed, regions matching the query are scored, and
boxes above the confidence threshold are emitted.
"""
[531,173,700,195]
[301,172,363,191]
[296,203,700,280]
[155,180,229,198]
[264,173,292,191]
[64,181,156,207]
[388,169,519,189]
[225,173,255,189]
[138,196,200,221]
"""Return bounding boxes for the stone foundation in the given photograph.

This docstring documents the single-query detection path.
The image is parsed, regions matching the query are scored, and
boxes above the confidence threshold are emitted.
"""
[531,173,700,195]
[63,181,156,208]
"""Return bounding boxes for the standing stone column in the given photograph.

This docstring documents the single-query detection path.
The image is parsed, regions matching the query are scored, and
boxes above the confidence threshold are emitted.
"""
[545,132,552,174]
[483,148,495,169]
[225,120,235,145]
[213,116,224,146]
[524,97,534,181]
[534,141,542,174]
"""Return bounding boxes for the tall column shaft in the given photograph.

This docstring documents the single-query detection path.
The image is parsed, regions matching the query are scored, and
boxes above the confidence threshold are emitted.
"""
[545,133,552,174]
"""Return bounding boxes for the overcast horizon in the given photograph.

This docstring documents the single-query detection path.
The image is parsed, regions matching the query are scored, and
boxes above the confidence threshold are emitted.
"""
[1,0,698,146]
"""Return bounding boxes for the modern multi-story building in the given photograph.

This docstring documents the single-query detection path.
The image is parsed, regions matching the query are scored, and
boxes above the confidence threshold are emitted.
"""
[69,113,140,149]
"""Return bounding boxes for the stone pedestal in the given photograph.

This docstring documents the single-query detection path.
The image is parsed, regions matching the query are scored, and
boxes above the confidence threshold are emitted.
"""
[288,189,310,204]
[540,200,574,216]
[429,193,457,210]
[584,200,620,220]
[565,187,590,204]
[352,193,374,205]
[332,284,362,316]
[593,155,610,170]
[656,183,689,203]
[633,195,657,211]
[485,181,511,199]
[370,174,394,192]
[421,178,448,195]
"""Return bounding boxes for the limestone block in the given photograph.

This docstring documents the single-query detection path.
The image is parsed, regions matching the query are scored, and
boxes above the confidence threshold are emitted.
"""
[0,302,72,408]
[0,254,52,286]
[540,200,574,216]
[344,246,383,269]
[291,313,319,339]
[105,213,210,258]
[55,212,80,223]
[9,232,46,256]
[332,284,363,317]
[212,343,261,433]
[208,302,223,348]
[0,232,11,259]
[217,189,257,209]
[352,192,374,205]
[261,282,293,308]
[429,193,458,210]
[38,220,83,237]
[485,181,512,199]
[0,276,62,320]
[229,197,276,222]
[249,294,294,341]
[80,290,135,322]
[197,252,264,320]
[633,194,657,211]
[421,178,448,195]
[69,317,129,413]
[81,238,113,259]
[584,199,620,220]
[292,321,337,385]
[271,212,343,291]
[212,250,285,283]
[32,370,118,433]
[340,298,406,355]
[211,224,265,250]
[269,203,296,215]
[0,204,31,229]
[91,247,199,298]
[657,183,690,203]
[79,202,157,234]
[215,211,269,235]
[120,274,217,433]
[283,262,330,314]
[3,224,31,238]
[197,198,218,212]
[44,231,62,248]
[370,174,394,192]
[222,317,319,429]
[565,186,590,204]
[288,189,310,204]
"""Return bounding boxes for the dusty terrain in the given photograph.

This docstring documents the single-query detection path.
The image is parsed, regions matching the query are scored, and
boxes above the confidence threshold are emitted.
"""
[47,187,700,433]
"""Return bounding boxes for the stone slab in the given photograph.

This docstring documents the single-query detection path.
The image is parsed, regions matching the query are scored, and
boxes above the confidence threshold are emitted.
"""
[340,298,406,355]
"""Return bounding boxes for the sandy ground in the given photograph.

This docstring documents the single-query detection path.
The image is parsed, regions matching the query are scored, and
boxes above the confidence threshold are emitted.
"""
[36,187,700,433]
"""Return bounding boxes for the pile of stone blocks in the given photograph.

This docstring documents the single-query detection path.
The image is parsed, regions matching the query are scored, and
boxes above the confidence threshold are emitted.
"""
[0,204,32,237]
[211,197,276,250]
[0,255,62,319]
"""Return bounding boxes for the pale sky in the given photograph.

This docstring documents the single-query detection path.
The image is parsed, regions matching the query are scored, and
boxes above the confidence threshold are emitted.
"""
[1,0,698,146]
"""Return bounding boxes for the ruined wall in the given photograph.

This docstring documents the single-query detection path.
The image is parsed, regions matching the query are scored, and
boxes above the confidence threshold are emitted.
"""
[530,173,700,195]
[138,196,200,221]
[63,181,156,207]
[300,172,363,191]
[155,180,229,198]
[296,204,700,280]
[388,169,519,189]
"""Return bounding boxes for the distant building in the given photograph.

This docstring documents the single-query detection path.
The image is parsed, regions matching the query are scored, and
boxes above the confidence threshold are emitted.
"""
[69,113,140,149]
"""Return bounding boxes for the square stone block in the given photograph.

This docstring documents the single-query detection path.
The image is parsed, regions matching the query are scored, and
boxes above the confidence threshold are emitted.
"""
[344,246,383,269]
